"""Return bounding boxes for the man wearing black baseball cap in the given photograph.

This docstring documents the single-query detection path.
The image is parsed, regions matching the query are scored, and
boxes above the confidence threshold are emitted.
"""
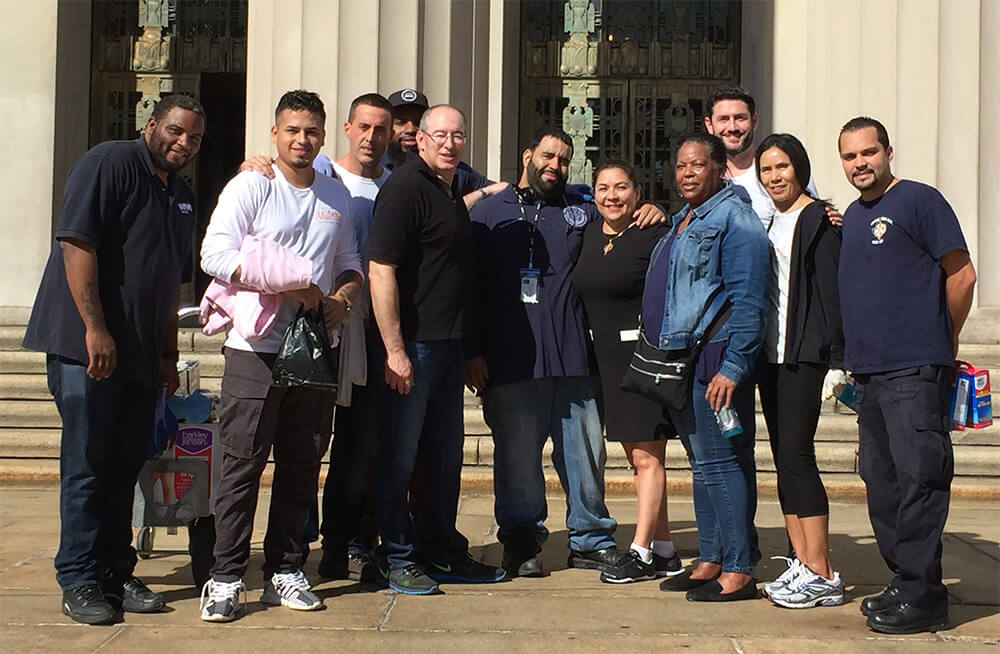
[384,88,504,205]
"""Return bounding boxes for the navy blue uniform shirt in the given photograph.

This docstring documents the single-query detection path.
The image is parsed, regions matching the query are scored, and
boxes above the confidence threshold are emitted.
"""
[838,179,967,374]
[469,185,598,387]
[23,137,196,388]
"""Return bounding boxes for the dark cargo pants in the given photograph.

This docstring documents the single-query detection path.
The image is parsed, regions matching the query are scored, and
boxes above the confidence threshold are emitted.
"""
[210,348,334,582]
[855,364,954,610]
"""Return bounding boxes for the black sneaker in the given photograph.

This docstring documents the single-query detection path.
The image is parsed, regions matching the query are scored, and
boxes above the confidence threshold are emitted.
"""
[61,583,118,625]
[428,553,507,583]
[348,552,378,583]
[600,550,657,584]
[502,548,545,578]
[652,552,685,577]
[117,576,164,612]
[378,563,441,595]
[567,546,632,573]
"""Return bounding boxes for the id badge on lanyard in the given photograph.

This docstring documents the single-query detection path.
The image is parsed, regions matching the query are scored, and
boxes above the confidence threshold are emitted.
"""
[520,268,540,304]
[519,199,543,304]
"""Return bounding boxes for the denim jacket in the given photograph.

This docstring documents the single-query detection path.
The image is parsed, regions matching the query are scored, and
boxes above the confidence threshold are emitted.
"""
[646,183,770,384]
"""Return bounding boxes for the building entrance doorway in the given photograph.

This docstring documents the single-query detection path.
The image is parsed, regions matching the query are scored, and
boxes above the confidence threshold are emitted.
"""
[90,0,248,303]
[519,0,741,210]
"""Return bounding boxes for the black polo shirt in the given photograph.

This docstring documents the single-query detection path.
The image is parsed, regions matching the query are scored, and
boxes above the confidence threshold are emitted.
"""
[368,151,475,342]
[23,137,196,388]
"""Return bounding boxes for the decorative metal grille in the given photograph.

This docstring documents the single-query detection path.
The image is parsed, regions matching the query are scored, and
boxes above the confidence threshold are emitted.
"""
[520,0,741,210]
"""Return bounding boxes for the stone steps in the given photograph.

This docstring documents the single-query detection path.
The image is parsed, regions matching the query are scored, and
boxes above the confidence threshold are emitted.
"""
[2,318,998,489]
[2,412,996,476]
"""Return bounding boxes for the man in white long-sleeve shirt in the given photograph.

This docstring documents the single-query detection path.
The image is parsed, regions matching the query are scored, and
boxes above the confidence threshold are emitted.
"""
[198,90,363,623]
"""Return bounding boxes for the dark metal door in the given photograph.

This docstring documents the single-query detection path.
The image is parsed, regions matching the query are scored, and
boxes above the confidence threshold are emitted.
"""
[520,0,741,210]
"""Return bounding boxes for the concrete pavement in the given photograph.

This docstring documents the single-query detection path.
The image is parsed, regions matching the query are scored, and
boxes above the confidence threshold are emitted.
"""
[0,484,997,653]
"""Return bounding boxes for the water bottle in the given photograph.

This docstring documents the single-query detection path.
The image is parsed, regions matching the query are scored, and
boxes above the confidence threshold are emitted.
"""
[715,405,743,438]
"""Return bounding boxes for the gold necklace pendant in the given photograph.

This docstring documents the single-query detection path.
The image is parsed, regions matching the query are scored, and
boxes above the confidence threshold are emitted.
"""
[602,224,630,256]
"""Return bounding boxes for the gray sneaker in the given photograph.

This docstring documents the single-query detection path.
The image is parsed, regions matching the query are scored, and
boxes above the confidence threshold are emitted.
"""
[199,578,246,622]
[770,569,844,608]
[763,556,802,599]
[261,570,323,611]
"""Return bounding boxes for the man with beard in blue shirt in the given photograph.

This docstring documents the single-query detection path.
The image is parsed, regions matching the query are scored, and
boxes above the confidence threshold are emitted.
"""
[466,130,666,578]
[837,117,976,635]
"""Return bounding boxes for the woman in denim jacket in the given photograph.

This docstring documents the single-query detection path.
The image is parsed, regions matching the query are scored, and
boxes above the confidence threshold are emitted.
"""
[650,134,770,601]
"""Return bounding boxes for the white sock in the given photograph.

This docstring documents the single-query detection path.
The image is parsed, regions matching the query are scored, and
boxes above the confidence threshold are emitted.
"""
[630,542,653,563]
[651,539,676,558]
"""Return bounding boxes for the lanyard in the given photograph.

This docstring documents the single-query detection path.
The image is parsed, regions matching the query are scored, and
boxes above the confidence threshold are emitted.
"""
[517,198,542,269]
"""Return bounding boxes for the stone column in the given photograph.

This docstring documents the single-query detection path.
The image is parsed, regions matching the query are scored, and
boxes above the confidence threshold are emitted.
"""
[0,1,88,312]
[937,0,981,286]
[978,0,1000,307]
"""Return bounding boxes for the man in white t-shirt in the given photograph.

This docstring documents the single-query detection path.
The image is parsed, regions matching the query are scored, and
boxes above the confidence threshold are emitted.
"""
[197,90,363,622]
[703,87,819,229]
[317,94,394,582]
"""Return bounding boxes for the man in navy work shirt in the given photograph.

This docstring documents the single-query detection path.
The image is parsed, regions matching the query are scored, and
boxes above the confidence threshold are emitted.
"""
[23,95,206,625]
[837,117,976,635]
[368,104,507,595]
[466,130,666,578]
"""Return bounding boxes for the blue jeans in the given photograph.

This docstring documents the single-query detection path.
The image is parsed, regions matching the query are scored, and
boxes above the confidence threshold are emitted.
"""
[668,379,759,573]
[46,355,157,589]
[375,341,469,568]
[483,376,616,553]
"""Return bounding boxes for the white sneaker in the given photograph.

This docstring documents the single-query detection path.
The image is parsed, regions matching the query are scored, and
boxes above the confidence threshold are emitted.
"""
[770,569,845,608]
[763,556,802,599]
[260,570,323,611]
[199,578,246,622]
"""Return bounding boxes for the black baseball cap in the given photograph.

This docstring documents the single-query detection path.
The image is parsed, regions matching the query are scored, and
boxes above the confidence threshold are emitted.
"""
[387,88,429,110]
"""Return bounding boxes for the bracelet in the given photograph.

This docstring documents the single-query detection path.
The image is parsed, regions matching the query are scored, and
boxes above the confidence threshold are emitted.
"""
[480,188,489,200]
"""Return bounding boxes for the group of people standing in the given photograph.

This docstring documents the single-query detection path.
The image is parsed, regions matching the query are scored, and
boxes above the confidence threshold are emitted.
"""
[25,82,975,638]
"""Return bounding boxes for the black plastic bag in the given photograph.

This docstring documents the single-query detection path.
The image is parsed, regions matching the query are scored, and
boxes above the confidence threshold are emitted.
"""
[272,306,339,390]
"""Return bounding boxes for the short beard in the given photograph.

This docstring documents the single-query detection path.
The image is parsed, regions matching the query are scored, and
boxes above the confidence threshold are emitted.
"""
[385,141,406,167]
[527,159,565,200]
[724,132,754,158]
[851,170,878,192]
[288,156,312,169]
[147,133,189,174]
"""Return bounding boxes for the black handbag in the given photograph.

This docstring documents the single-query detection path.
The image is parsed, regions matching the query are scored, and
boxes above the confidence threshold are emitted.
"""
[620,304,732,411]
[272,306,339,391]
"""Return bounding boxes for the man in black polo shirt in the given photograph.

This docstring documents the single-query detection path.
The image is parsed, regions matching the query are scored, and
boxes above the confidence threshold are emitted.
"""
[837,117,977,634]
[23,95,206,625]
[383,88,505,208]
[368,104,506,594]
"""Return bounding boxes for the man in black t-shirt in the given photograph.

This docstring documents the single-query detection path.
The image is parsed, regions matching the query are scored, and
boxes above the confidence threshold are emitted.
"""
[22,95,206,625]
[837,117,976,635]
[368,104,506,594]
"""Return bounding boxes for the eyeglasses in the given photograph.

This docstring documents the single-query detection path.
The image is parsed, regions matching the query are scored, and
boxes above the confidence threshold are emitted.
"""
[421,130,466,146]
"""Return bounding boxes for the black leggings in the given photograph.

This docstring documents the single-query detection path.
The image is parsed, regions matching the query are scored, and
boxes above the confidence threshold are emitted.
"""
[758,362,829,518]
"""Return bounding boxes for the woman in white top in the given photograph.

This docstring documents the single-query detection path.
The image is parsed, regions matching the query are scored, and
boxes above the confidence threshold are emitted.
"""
[755,133,847,609]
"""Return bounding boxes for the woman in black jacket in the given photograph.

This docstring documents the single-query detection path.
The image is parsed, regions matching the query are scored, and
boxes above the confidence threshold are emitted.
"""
[754,133,847,609]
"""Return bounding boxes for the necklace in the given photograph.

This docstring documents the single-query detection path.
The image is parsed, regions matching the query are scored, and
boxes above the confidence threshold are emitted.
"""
[602,222,633,255]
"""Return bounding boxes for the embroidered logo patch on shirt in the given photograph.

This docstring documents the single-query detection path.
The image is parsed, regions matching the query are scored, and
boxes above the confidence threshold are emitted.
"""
[178,202,193,214]
[563,206,589,228]
[315,209,342,223]
[870,216,893,245]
